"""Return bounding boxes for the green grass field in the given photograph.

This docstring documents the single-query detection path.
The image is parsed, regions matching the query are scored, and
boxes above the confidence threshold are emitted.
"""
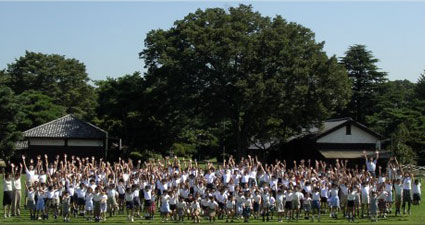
[0,175,424,225]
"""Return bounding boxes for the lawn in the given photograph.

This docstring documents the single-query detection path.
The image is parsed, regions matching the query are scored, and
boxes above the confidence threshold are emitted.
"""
[0,175,424,225]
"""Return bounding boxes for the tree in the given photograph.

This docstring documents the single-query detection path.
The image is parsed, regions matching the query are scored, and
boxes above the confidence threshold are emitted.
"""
[365,79,425,164]
[366,80,416,135]
[0,69,7,85]
[340,45,387,123]
[5,51,97,119]
[390,123,416,164]
[0,86,23,160]
[95,72,147,149]
[140,5,351,158]
[415,70,425,100]
[17,90,67,131]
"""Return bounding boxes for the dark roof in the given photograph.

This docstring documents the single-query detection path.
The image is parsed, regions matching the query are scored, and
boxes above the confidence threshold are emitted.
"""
[23,115,107,139]
[314,118,383,140]
[289,117,383,141]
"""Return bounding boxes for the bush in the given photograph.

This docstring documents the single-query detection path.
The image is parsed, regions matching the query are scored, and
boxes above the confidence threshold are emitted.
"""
[170,143,196,158]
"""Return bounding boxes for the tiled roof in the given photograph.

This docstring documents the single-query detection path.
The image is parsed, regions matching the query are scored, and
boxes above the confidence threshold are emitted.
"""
[288,117,383,141]
[15,140,28,150]
[23,115,107,139]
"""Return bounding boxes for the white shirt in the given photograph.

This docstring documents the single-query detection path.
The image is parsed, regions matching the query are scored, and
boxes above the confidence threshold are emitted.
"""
[125,192,134,202]
[13,178,22,190]
[28,190,36,202]
[403,177,412,190]
[348,191,357,201]
[143,189,152,200]
[413,182,421,194]
[312,192,321,201]
[26,169,36,183]
[4,179,13,191]
[366,160,377,172]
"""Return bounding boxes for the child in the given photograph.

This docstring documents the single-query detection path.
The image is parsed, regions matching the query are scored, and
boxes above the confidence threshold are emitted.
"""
[292,187,303,221]
[93,187,102,222]
[36,186,46,220]
[319,183,328,215]
[208,195,219,222]
[253,190,261,219]
[276,189,285,222]
[62,191,71,222]
[125,187,135,222]
[2,172,12,218]
[191,197,201,223]
[285,188,293,221]
[225,195,235,222]
[261,189,271,222]
[347,186,356,223]
[177,196,187,221]
[100,189,108,221]
[160,190,171,222]
[329,183,340,219]
[361,181,370,218]
[150,191,157,220]
[377,187,388,218]
[76,183,87,217]
[311,187,321,222]
[269,193,276,220]
[412,179,421,205]
[394,178,403,216]
[242,192,252,223]
[85,187,94,221]
[45,185,56,220]
[117,180,126,214]
[384,179,393,214]
[169,191,177,220]
[107,184,118,217]
[402,172,413,215]
[143,185,153,220]
[369,191,378,222]
[235,191,244,218]
[354,186,361,218]
[303,193,312,220]
[26,185,36,220]
[132,185,141,218]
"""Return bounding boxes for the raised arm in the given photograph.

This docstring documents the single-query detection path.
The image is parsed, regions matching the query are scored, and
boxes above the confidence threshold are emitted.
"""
[22,155,28,172]
[363,150,367,162]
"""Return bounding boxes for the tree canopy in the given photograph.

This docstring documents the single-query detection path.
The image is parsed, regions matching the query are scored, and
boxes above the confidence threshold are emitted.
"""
[0,86,23,160]
[140,5,351,158]
[339,44,387,123]
[4,51,97,119]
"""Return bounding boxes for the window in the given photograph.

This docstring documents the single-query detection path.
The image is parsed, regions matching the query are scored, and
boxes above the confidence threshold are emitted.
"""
[346,124,351,135]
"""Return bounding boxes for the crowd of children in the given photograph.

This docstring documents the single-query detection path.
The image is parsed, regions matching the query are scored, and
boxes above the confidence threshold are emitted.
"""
[1,151,422,223]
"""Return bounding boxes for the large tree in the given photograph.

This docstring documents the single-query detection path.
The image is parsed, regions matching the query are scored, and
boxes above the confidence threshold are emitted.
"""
[5,51,97,119]
[17,90,67,131]
[0,86,23,160]
[140,5,351,158]
[415,70,425,100]
[340,45,387,123]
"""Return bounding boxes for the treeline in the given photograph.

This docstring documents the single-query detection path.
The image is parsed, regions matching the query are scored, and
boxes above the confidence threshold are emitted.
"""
[0,5,424,164]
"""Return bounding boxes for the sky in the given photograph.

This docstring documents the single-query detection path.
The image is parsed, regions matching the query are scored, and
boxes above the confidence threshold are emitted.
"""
[0,1,424,82]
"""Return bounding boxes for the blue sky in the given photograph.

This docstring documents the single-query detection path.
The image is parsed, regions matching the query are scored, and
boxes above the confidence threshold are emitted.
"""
[0,2,424,82]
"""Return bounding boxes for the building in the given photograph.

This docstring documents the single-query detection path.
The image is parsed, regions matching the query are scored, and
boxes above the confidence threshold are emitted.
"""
[16,115,108,159]
[281,117,390,163]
